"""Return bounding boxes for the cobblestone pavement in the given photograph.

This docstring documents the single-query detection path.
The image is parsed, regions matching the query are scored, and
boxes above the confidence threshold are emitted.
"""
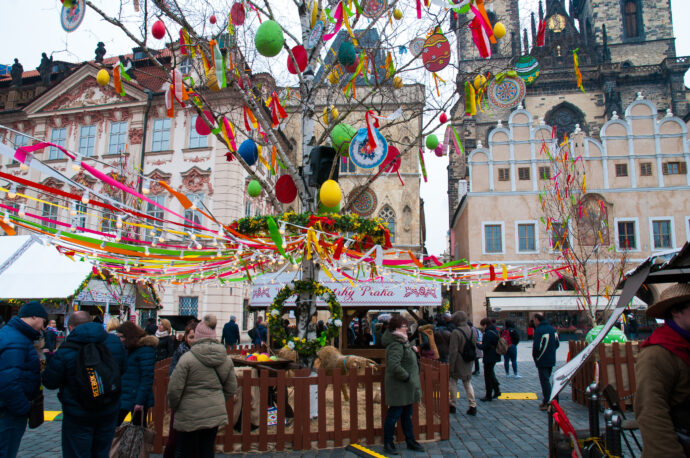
[19,342,639,457]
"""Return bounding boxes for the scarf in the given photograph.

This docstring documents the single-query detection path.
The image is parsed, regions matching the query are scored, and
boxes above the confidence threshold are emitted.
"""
[155,329,170,338]
[641,321,690,366]
[392,330,408,342]
[46,326,58,333]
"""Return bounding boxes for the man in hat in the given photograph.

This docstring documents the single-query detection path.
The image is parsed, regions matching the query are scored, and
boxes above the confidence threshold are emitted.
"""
[634,283,690,456]
[0,301,47,457]
[221,315,240,349]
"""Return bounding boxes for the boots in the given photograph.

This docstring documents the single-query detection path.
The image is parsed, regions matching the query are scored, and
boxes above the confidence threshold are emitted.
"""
[406,440,425,452]
[384,442,399,455]
[466,406,477,416]
[449,405,456,414]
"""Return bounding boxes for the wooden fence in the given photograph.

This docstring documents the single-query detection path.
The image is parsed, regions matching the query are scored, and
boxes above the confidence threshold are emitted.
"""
[150,348,449,453]
[568,340,640,411]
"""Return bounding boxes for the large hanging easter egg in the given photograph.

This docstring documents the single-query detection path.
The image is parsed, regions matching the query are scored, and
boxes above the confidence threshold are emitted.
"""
[493,22,506,39]
[422,32,451,72]
[487,75,526,109]
[338,41,356,67]
[330,123,357,156]
[255,20,284,57]
[195,110,214,136]
[247,180,262,197]
[275,175,297,204]
[238,139,258,166]
[287,45,308,74]
[426,134,439,150]
[96,69,110,86]
[152,20,166,40]
[515,55,540,86]
[231,2,245,26]
[319,180,342,208]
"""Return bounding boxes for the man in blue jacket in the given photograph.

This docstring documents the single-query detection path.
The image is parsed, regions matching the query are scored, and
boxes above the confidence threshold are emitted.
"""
[43,311,127,458]
[221,315,240,349]
[532,313,560,410]
[0,301,47,458]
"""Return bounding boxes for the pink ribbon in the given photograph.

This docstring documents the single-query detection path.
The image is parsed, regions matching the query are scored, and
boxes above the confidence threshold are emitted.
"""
[323,2,343,41]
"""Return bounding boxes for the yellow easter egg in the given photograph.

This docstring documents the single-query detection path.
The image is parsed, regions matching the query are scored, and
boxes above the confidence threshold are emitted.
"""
[96,69,110,87]
[319,179,342,208]
[393,76,403,89]
[473,74,486,91]
[393,8,403,20]
[493,22,506,39]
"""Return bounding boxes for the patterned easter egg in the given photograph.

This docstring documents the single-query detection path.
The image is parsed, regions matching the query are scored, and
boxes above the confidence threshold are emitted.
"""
[362,0,388,19]
[515,55,540,86]
[409,37,426,58]
[422,33,451,72]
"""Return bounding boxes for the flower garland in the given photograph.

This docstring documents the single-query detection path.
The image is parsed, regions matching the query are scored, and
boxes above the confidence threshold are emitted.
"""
[232,211,392,248]
[267,280,343,356]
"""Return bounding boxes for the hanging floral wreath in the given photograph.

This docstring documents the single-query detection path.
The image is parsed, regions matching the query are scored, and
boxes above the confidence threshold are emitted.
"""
[266,280,343,356]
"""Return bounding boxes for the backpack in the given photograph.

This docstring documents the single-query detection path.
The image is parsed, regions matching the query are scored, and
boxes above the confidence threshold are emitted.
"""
[509,328,520,345]
[501,329,512,346]
[60,341,121,410]
[247,327,257,340]
[456,328,477,362]
[496,334,509,355]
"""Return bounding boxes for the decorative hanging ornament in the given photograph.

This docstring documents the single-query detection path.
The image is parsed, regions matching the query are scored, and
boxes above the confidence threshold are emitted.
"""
[493,22,506,39]
[195,110,215,136]
[487,74,526,109]
[473,74,487,90]
[60,0,85,33]
[152,20,166,40]
[255,20,284,57]
[409,37,425,58]
[238,139,259,165]
[422,30,451,72]
[439,113,448,124]
[247,180,262,197]
[96,69,110,87]
[349,128,388,169]
[426,134,439,150]
[338,41,356,67]
[322,105,339,125]
[319,180,342,208]
[393,76,403,89]
[275,175,297,204]
[306,21,324,49]
[287,45,308,74]
[230,2,246,26]
[393,8,403,20]
[362,0,388,19]
[515,55,540,85]
[331,123,357,156]
[209,15,217,24]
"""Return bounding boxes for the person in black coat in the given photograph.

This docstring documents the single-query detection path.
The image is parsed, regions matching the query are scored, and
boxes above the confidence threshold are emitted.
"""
[477,318,501,402]
[221,315,240,349]
[155,319,175,362]
[145,317,158,336]
[532,314,560,409]
[43,311,127,458]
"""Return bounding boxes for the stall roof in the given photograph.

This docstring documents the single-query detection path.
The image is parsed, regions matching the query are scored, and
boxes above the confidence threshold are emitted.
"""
[0,235,93,300]
[487,292,647,312]
[249,270,441,309]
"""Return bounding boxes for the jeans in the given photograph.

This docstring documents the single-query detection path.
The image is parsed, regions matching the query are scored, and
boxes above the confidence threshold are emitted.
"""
[175,426,218,458]
[383,404,415,444]
[483,361,500,398]
[449,376,476,408]
[504,345,518,375]
[62,414,118,458]
[538,366,554,403]
[0,410,27,458]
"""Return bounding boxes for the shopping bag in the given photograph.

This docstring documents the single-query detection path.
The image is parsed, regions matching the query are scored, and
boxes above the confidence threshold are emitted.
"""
[28,391,44,429]
[109,413,154,458]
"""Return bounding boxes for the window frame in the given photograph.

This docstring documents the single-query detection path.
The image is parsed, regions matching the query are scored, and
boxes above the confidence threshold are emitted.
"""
[538,166,551,180]
[178,296,199,317]
[482,221,505,255]
[188,115,209,149]
[517,167,530,181]
[614,217,640,252]
[78,124,97,157]
[515,220,539,254]
[184,193,204,237]
[11,133,29,165]
[144,194,166,242]
[497,167,510,182]
[615,163,628,177]
[41,202,58,229]
[649,217,675,251]
[151,118,171,152]
[75,201,88,229]
[623,0,641,39]
[662,161,687,175]
[340,156,357,174]
[378,205,396,244]
[550,221,571,252]
[640,162,652,177]
[48,127,67,160]
[108,121,128,155]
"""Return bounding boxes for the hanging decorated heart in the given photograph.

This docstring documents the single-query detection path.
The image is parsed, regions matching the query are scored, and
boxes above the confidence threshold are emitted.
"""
[487,75,526,109]
[362,0,388,19]
[349,128,388,169]
[409,37,426,58]
[61,0,86,33]
[422,31,451,72]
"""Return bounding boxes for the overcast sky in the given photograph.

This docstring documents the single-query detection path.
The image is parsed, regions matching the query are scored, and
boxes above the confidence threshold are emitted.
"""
[2,1,689,256]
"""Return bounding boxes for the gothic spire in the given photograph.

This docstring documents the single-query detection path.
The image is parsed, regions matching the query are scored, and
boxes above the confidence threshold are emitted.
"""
[531,12,537,43]
[539,0,544,21]
[523,28,530,55]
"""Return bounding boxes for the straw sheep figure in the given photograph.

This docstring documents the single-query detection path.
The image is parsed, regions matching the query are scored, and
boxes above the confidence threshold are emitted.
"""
[315,346,378,401]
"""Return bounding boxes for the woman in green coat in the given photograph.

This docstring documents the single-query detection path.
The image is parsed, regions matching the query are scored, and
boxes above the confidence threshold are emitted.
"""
[382,315,424,455]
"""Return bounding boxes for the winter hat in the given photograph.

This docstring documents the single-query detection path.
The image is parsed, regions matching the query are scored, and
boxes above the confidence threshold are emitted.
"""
[194,314,218,341]
[18,301,48,321]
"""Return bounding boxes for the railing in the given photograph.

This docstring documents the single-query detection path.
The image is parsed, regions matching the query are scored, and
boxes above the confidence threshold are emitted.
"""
[150,349,449,453]
[568,340,640,412]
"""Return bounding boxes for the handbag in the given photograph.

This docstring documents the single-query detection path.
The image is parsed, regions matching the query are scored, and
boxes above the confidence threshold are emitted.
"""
[28,391,44,429]
[109,412,155,458]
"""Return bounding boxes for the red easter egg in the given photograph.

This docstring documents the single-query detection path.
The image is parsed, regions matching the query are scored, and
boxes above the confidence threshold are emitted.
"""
[380,145,401,174]
[439,113,448,123]
[287,45,308,74]
[434,146,444,157]
[195,110,214,136]
[275,174,298,204]
[422,33,451,72]
[210,15,217,24]
[345,55,360,73]
[231,2,246,26]
[152,20,166,40]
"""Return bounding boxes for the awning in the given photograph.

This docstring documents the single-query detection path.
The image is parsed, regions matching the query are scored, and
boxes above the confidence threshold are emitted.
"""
[487,293,647,312]
[74,279,136,307]
[0,235,93,300]
[249,270,441,309]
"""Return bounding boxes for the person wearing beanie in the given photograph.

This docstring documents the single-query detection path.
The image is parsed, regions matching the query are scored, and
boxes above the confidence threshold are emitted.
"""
[0,301,47,457]
[168,315,237,458]
[221,315,240,349]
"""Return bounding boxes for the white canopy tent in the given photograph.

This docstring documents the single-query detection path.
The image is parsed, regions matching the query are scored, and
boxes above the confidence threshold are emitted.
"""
[486,292,647,312]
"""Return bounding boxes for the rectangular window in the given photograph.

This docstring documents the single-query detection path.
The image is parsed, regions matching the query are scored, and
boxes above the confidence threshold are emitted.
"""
[518,223,536,252]
[617,221,636,250]
[484,224,502,253]
[640,162,652,176]
[652,220,672,249]
[518,167,530,181]
[48,128,67,160]
[242,299,250,330]
[551,222,569,250]
[151,118,171,152]
[624,0,639,38]
[75,201,87,229]
[189,116,208,149]
[340,156,356,174]
[41,202,58,229]
[179,296,198,316]
[662,161,687,175]
[245,200,251,217]
[108,121,128,155]
[145,195,165,241]
[100,209,116,233]
[78,125,96,157]
[184,193,203,236]
[615,163,628,177]
[498,168,510,181]
[538,166,551,180]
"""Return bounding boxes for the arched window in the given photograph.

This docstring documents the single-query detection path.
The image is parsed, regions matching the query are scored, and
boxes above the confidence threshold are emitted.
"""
[379,205,396,243]
[624,0,639,38]
[544,102,586,142]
